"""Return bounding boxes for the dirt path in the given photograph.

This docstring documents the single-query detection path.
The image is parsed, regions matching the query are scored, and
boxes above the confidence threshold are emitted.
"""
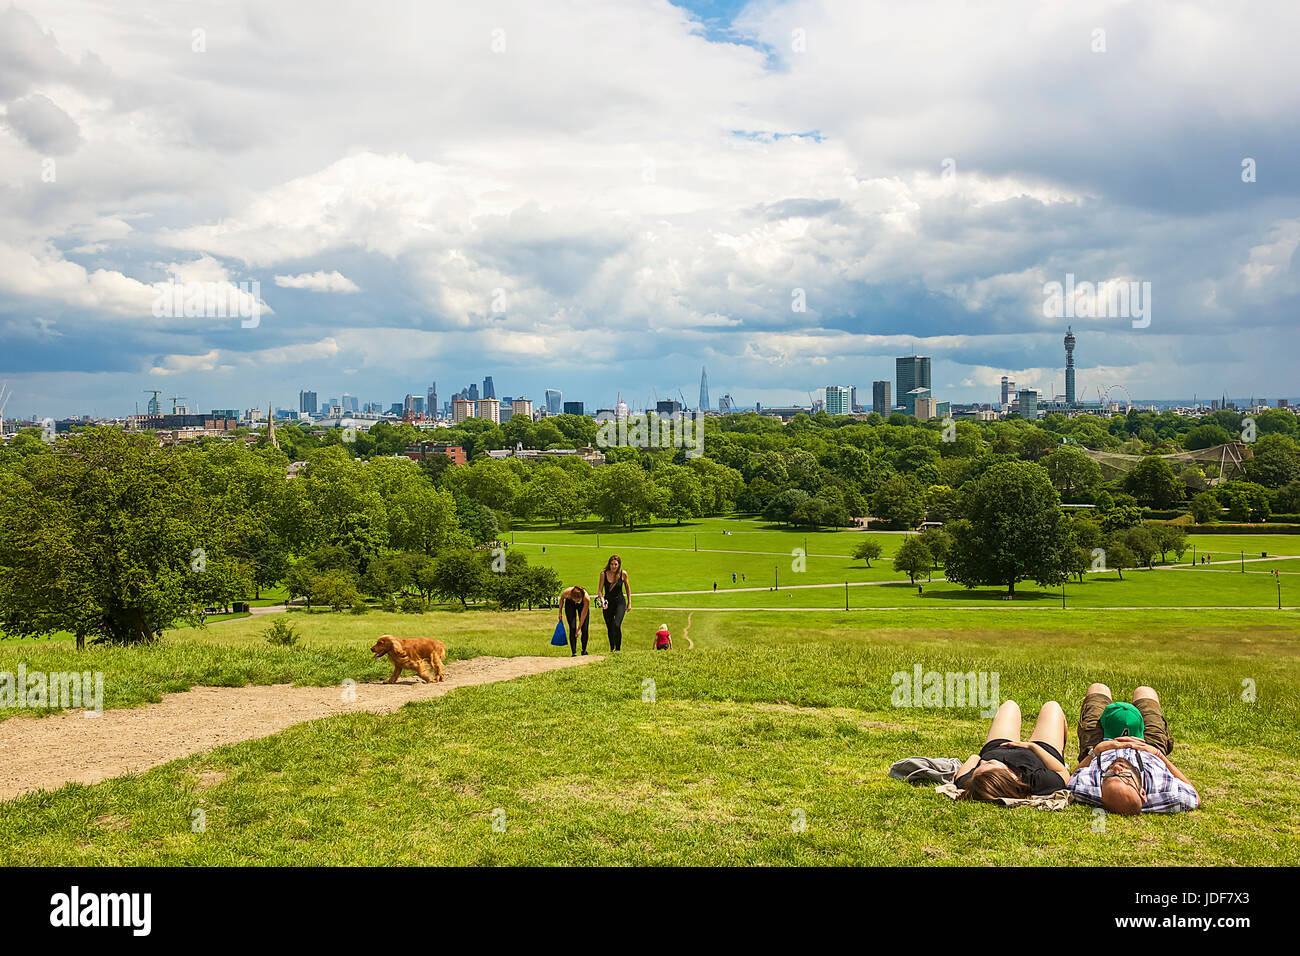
[0,655,600,802]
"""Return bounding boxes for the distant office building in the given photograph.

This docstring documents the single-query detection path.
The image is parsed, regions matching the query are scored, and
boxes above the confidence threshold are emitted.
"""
[403,395,416,416]
[341,393,359,413]
[1001,377,1017,409]
[545,389,562,415]
[453,398,475,423]
[476,398,500,424]
[656,399,682,416]
[825,385,852,416]
[1017,388,1039,419]
[413,396,425,415]
[427,383,437,418]
[483,376,495,400]
[718,394,734,415]
[511,398,534,421]
[563,401,585,416]
[936,401,950,420]
[299,390,318,415]
[872,381,892,416]
[904,386,931,417]
[210,408,240,420]
[896,356,931,406]
[914,396,938,421]
[1280,399,1290,409]
[388,402,403,416]
[327,397,339,409]
[850,386,859,413]
[699,367,710,411]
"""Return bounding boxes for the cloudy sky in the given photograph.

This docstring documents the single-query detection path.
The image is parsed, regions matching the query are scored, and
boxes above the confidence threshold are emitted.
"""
[1,0,1297,419]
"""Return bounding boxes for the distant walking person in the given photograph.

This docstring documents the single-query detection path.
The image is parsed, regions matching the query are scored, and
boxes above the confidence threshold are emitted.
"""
[559,585,591,657]
[596,555,630,652]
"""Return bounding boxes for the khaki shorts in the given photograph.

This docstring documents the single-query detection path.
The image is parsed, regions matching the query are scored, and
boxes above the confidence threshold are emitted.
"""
[1076,692,1173,761]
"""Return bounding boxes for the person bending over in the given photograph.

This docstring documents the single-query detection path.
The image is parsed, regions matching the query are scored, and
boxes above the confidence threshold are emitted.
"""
[559,585,591,657]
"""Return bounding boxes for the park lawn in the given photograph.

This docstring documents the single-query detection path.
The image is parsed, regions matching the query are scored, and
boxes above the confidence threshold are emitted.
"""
[0,608,1297,865]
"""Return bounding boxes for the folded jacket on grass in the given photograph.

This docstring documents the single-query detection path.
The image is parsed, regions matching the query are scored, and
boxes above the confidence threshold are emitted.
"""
[888,756,964,785]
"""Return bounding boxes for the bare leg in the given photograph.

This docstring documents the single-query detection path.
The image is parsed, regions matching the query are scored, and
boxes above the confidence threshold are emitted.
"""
[1132,685,1158,704]
[1087,682,1112,698]
[986,700,1022,744]
[1029,701,1067,754]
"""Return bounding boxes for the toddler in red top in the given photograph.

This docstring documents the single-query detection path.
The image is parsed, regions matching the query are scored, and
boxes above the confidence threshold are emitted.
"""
[653,624,672,650]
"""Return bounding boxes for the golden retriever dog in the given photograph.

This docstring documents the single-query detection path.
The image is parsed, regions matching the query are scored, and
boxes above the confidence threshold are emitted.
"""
[370,634,447,684]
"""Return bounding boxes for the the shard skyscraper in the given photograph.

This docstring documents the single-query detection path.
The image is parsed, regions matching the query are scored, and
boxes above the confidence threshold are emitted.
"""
[698,366,709,411]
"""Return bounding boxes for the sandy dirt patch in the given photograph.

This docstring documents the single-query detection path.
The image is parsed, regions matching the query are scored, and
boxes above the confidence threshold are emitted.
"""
[0,655,599,801]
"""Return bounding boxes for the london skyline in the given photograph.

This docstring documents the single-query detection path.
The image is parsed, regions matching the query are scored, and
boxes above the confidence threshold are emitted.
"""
[2,1,1297,418]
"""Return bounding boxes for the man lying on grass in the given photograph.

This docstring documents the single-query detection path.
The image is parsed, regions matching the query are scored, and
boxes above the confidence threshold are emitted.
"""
[1066,683,1200,815]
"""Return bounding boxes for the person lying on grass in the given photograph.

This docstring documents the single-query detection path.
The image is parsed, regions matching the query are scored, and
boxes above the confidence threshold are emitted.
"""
[955,699,1071,802]
[1066,683,1200,815]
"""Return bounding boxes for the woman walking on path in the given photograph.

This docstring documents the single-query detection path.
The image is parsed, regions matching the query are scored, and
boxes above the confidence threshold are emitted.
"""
[559,585,591,657]
[596,554,631,651]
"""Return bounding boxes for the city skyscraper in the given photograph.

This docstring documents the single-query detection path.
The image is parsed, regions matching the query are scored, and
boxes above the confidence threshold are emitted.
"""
[718,394,734,415]
[896,356,931,405]
[1017,388,1039,419]
[825,385,851,416]
[483,376,495,400]
[545,389,562,415]
[850,386,859,412]
[298,390,317,415]
[1064,326,1076,405]
[427,382,437,419]
[699,367,709,411]
[872,380,892,415]
[467,383,479,402]
[1000,376,1017,409]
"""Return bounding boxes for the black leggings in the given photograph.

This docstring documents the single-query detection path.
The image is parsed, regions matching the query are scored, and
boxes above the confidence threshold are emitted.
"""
[564,602,588,655]
[602,597,626,651]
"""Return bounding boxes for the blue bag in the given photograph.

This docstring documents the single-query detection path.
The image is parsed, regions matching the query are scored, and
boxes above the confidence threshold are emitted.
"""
[550,619,568,646]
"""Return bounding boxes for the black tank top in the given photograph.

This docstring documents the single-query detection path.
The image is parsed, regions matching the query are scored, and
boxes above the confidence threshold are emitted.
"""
[602,573,624,604]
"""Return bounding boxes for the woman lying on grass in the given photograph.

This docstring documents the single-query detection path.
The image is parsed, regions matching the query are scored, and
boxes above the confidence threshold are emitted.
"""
[955,700,1070,802]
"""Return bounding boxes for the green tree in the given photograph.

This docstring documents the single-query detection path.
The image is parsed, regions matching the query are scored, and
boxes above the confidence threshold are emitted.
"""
[852,539,883,567]
[0,429,230,646]
[870,475,926,530]
[893,537,933,583]
[943,461,1072,597]
[1123,456,1183,508]
[1041,445,1102,499]
[1189,491,1221,523]
[429,549,489,606]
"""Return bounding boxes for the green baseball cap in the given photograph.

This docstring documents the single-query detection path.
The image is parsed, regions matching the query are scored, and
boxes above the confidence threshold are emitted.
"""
[1099,701,1145,740]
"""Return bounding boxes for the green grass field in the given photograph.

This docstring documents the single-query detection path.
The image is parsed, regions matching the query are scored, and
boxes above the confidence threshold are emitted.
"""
[2,518,1298,865]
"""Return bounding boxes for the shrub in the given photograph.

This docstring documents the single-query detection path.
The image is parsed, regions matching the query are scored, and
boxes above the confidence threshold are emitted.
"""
[399,595,426,614]
[263,619,301,647]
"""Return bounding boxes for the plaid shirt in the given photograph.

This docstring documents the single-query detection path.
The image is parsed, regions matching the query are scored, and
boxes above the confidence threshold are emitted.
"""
[1067,747,1200,813]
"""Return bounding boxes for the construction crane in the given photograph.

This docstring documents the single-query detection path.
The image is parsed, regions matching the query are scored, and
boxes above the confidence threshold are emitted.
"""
[168,395,187,414]
[141,389,162,415]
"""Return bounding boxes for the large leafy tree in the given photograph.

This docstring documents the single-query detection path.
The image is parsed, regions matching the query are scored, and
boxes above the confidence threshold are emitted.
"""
[0,429,231,645]
[944,461,1072,597]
